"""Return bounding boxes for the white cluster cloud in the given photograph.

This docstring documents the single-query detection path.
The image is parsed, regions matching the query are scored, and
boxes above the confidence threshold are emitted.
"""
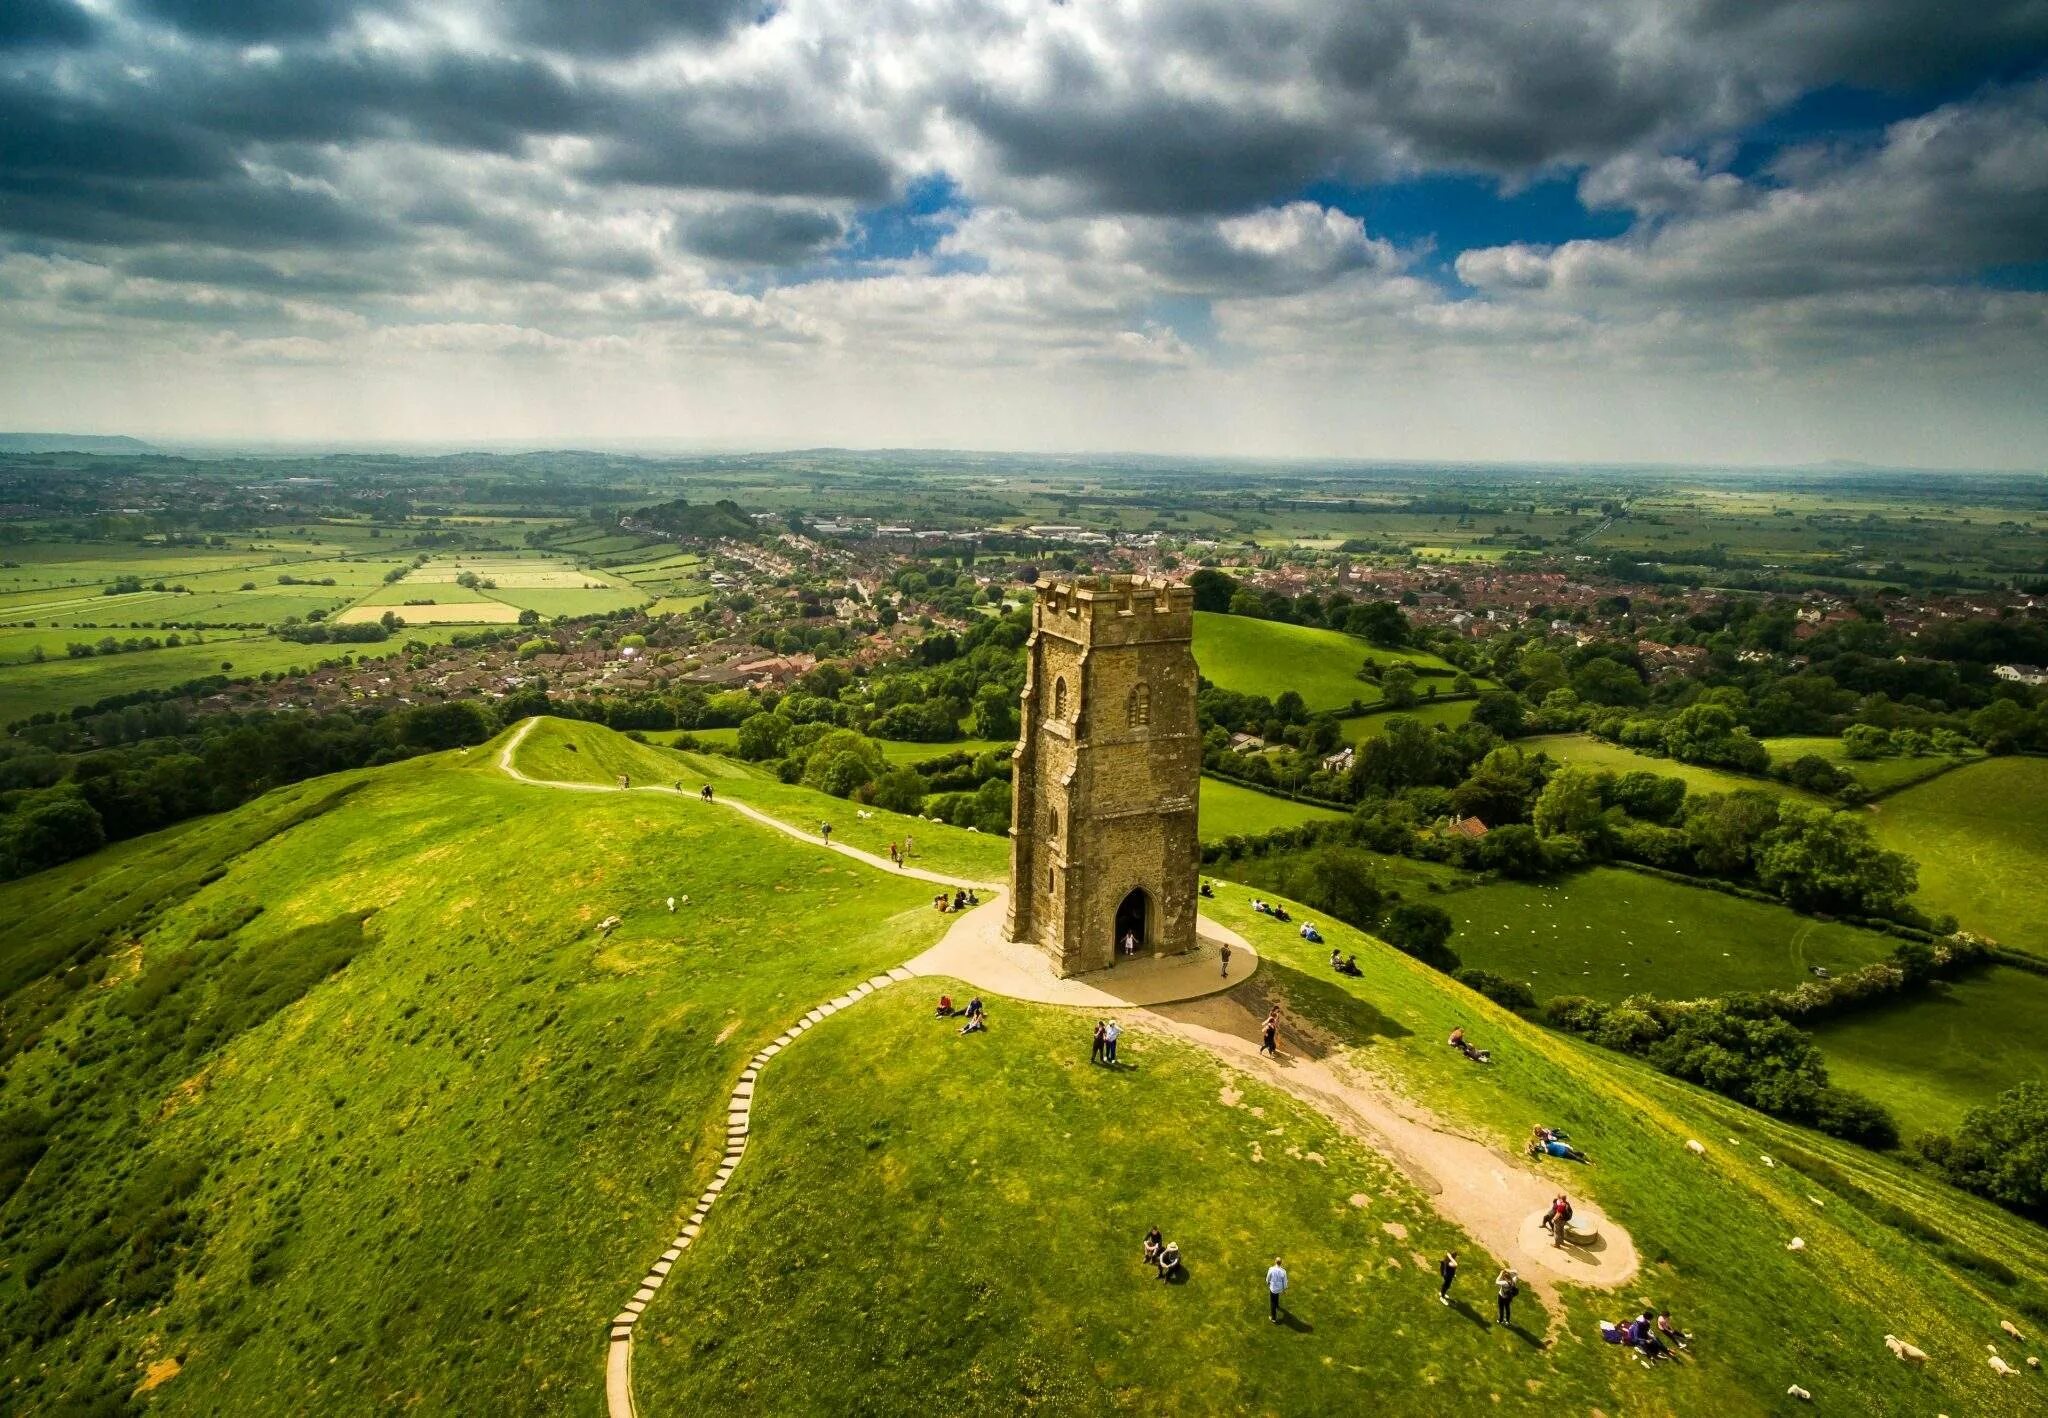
[0,0,2043,462]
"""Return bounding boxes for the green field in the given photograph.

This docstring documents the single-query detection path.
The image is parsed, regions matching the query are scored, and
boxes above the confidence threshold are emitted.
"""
[1440,866,1902,1003]
[1870,757,2048,954]
[1192,612,1475,712]
[1527,734,1822,802]
[1340,698,1478,742]
[1763,736,1971,795]
[1198,776,1348,840]
[1813,965,2048,1138]
[6,719,2047,1416]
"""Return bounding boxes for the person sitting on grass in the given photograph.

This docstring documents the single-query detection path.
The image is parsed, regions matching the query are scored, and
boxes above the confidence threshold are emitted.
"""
[1655,1310,1690,1351]
[1143,1227,1163,1267]
[953,889,968,911]
[966,889,979,906]
[1251,899,1269,915]
[1300,922,1323,943]
[1330,948,1344,971]
[934,893,951,913]
[1155,1240,1181,1281]
[1632,1313,1670,1360]
[958,998,986,1034]
[1272,905,1292,922]
[1200,880,1215,898]
[1340,954,1362,976]
[936,994,955,1018]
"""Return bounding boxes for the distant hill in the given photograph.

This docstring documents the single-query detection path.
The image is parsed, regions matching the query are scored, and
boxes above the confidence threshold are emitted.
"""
[626,496,758,541]
[0,432,154,454]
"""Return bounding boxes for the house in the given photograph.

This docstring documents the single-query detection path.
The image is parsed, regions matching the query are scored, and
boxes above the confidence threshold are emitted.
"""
[1995,663,2048,685]
[1450,815,1489,840]
[1227,732,1266,753]
[1320,747,1355,773]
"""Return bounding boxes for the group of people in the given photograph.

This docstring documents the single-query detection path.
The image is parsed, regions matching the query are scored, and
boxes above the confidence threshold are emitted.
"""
[1527,1126,1589,1163]
[1090,1018,1123,1065]
[888,834,915,867]
[1249,898,1293,923]
[936,994,986,1034]
[1328,948,1362,977]
[1542,1193,1576,1247]
[1434,1251,1523,1326]
[933,888,980,913]
[1603,1309,1689,1360]
[1298,921,1324,944]
[1140,1227,1182,1281]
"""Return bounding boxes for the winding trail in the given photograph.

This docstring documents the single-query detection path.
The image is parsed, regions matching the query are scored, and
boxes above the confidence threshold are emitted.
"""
[491,719,1638,1415]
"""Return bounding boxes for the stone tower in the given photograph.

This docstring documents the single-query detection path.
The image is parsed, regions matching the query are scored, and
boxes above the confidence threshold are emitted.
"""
[1008,575,1202,976]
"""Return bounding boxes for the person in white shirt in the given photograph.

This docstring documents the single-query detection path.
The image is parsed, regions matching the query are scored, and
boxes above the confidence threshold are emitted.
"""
[1104,1019,1121,1065]
[1266,1258,1288,1322]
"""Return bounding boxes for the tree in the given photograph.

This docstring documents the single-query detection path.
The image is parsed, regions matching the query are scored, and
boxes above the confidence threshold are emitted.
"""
[1571,657,1647,707]
[1471,691,1525,738]
[1477,823,1550,878]
[1754,805,1918,917]
[1351,716,1441,793]
[1187,568,1238,613]
[1916,1081,2048,1216]
[1533,766,1607,842]
[1451,747,1543,825]
[1350,601,1410,647]
[517,608,541,625]
[1662,702,1768,773]
[1840,723,1890,760]
[1379,665,1418,710]
[4,791,106,873]
[1608,769,1686,823]
[871,767,928,814]
[1382,903,1458,970]
[1682,790,1781,876]
[736,711,790,761]
[972,683,1018,741]
[1971,698,2031,754]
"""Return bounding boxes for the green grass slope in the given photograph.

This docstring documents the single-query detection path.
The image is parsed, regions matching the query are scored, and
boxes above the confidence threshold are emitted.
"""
[1441,866,1903,1003]
[1869,758,2048,955]
[634,872,2048,1416]
[1763,737,1973,795]
[0,729,960,1414]
[1528,734,1823,803]
[1198,776,1348,841]
[1193,612,1475,712]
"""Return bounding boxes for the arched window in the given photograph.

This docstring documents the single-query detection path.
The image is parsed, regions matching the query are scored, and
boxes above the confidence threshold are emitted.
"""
[1127,683,1151,728]
[1052,676,1068,719]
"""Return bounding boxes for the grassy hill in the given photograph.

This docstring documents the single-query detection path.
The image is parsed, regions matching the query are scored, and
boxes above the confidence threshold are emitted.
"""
[1440,866,1905,1004]
[1197,777,1348,841]
[1763,736,1974,796]
[1192,612,1476,713]
[4,719,2044,1415]
[1527,734,1823,803]
[1868,757,2048,955]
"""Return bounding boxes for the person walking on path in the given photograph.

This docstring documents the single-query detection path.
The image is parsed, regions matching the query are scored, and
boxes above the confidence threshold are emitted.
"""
[820,822,832,844]
[1220,940,1232,978]
[1266,1258,1289,1323]
[701,784,713,802]
[1091,1020,1106,1065]
[1259,1008,1280,1058]
[890,841,901,867]
[1437,1251,1458,1305]
[1104,1018,1121,1065]
[1495,1268,1518,1326]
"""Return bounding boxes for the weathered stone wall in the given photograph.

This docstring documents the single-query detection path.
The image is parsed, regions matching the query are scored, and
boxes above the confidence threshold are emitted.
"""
[1009,576,1201,975]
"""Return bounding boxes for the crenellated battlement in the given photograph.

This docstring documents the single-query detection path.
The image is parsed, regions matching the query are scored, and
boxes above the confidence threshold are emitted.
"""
[1033,575,1194,642]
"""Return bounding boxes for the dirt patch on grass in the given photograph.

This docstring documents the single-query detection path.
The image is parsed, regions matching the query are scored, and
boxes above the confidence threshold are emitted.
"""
[1146,990,1639,1302]
[134,1357,181,1394]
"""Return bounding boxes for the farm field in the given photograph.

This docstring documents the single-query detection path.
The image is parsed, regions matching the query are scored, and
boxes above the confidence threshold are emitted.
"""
[1869,757,2048,955]
[1763,736,1972,795]
[1812,965,2048,1138]
[1197,775,1348,840]
[0,628,458,724]
[1526,734,1823,802]
[332,600,523,624]
[1192,612,1475,712]
[1340,697,1477,741]
[1438,866,1902,1003]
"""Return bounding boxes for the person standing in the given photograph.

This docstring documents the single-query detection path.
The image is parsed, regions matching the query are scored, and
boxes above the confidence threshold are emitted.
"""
[1266,1257,1289,1323]
[1091,1020,1106,1065]
[1495,1268,1519,1326]
[1104,1018,1121,1065]
[1259,1008,1279,1058]
[1220,940,1232,978]
[903,832,914,859]
[1437,1250,1458,1306]
[889,841,901,867]
[820,822,832,843]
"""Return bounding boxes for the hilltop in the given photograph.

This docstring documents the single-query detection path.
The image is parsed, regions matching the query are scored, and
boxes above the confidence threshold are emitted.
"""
[1,719,2043,1415]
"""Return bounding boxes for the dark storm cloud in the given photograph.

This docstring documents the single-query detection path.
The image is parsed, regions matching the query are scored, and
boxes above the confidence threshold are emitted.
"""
[589,101,895,201]
[0,0,97,48]
[501,0,760,57]
[676,203,847,263]
[132,0,382,42]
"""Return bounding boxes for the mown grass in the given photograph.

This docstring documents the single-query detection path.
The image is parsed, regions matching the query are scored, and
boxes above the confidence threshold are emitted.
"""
[1198,776,1348,841]
[1440,866,1903,1003]
[1814,965,2048,1137]
[1763,736,1973,795]
[1526,734,1823,802]
[0,734,954,1414]
[1868,757,2048,954]
[1340,697,1477,742]
[1193,612,1472,712]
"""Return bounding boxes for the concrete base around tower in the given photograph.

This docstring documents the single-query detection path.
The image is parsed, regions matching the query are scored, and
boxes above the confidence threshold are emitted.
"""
[905,890,1257,1007]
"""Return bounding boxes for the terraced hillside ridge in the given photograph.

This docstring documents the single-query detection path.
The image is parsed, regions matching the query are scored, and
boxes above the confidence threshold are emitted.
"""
[1,719,2043,1417]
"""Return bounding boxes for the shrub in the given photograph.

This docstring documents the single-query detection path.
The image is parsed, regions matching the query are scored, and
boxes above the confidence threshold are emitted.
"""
[1380,902,1459,972]
[1454,968,1536,1013]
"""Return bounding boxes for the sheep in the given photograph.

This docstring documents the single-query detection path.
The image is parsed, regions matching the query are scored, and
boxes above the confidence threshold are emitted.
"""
[1999,1320,2024,1342]
[1884,1335,1928,1364]
[1786,1385,1811,1401]
[1685,1139,1705,1156]
[1786,1237,1806,1252]
[1988,1355,2017,1377]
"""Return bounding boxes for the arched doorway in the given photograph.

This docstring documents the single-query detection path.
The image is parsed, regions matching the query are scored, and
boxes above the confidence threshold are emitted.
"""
[1114,887,1148,962]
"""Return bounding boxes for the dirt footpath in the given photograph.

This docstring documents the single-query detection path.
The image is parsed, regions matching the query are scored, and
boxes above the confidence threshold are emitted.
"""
[1146,990,1640,1305]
